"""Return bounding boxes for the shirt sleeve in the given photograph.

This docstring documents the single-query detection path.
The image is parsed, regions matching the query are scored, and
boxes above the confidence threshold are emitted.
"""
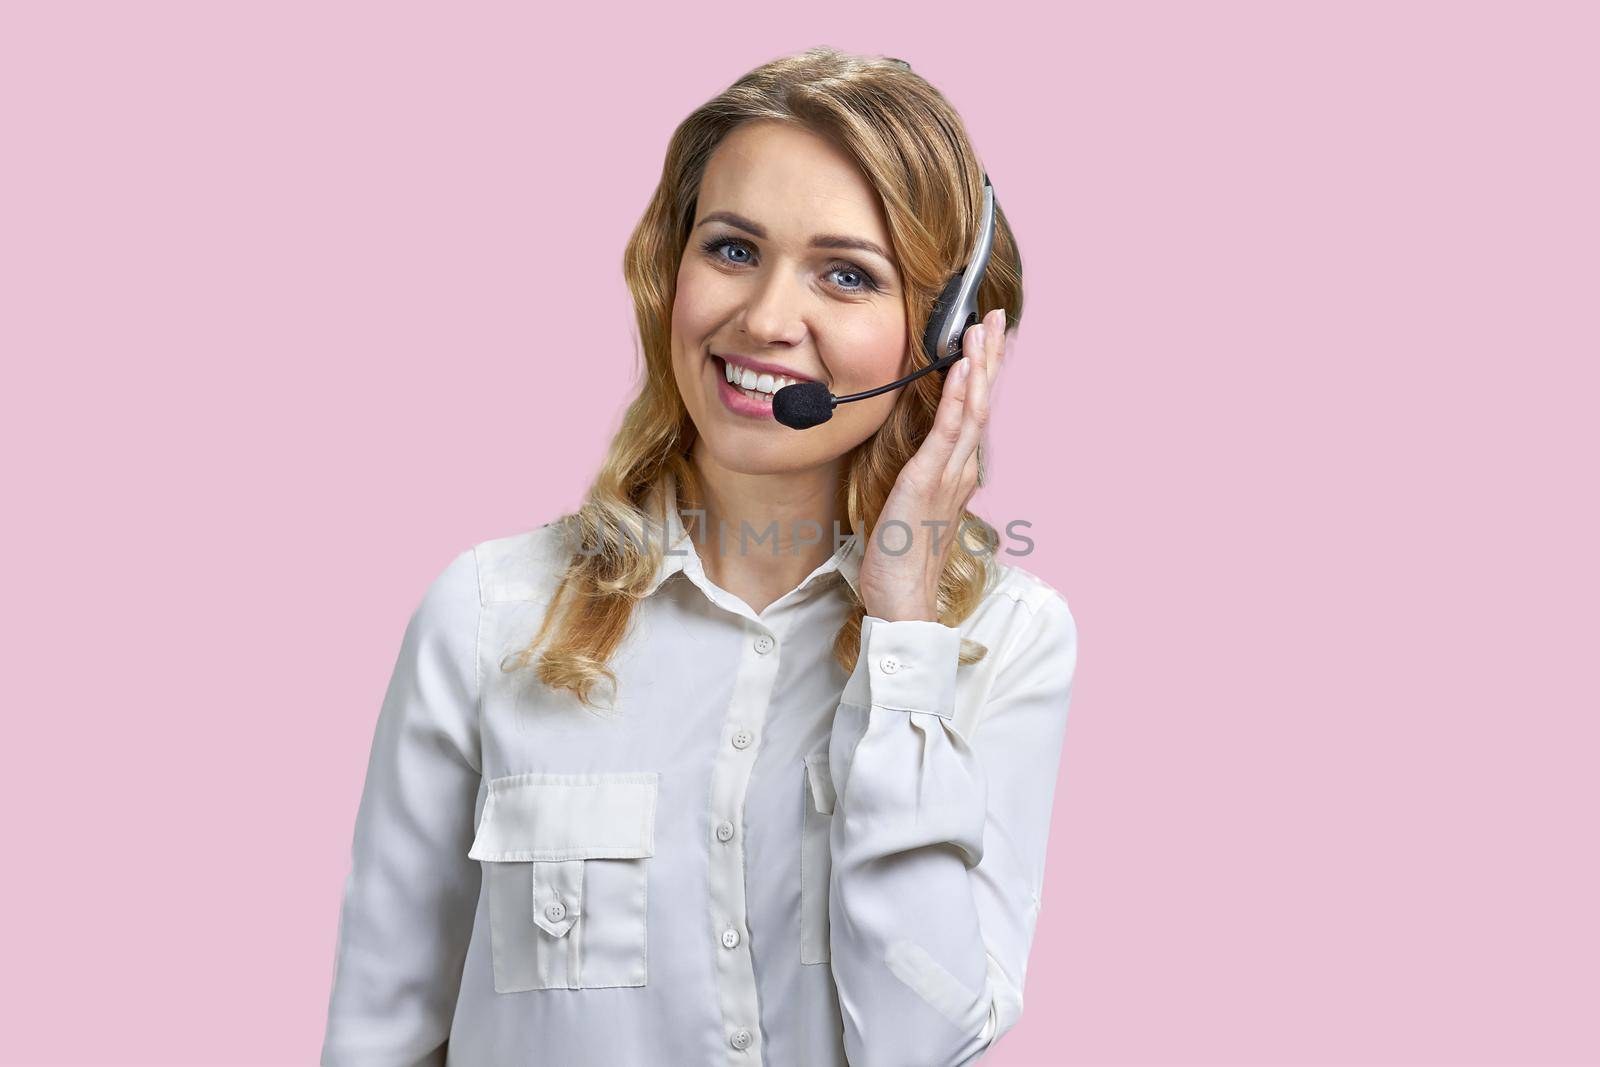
[825,591,1078,1067]
[321,548,485,1067]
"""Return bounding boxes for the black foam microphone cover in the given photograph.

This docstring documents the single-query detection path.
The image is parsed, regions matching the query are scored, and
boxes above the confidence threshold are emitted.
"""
[772,381,834,429]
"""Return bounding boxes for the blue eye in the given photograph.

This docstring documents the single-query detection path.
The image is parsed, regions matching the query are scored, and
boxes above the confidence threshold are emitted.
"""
[830,266,869,291]
[710,239,753,265]
[698,236,883,295]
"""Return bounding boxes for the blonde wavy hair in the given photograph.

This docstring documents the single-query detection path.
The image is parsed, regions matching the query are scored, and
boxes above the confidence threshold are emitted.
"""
[503,46,1025,710]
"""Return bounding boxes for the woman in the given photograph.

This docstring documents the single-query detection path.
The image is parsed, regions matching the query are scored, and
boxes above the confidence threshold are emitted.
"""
[322,46,1077,1067]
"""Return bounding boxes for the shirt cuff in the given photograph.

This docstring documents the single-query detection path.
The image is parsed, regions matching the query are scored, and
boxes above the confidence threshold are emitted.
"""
[840,615,963,718]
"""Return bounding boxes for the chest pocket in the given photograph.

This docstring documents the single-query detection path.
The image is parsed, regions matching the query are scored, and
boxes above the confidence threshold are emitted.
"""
[468,771,658,993]
[800,752,836,965]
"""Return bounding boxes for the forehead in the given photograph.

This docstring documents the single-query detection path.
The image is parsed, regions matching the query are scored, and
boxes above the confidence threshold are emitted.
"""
[698,121,890,243]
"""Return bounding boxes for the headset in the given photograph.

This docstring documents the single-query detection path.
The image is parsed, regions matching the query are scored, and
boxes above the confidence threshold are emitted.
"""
[772,172,998,430]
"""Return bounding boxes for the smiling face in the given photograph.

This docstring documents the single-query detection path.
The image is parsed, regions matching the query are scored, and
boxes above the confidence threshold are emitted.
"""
[671,120,909,475]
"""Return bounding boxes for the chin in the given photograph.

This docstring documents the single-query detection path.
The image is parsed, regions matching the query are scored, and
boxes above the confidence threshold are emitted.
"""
[697,433,835,476]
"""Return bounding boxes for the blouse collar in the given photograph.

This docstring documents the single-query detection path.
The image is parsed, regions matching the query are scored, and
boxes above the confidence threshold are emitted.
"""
[642,473,863,602]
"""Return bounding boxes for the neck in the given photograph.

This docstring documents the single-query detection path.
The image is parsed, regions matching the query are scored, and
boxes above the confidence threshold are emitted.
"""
[681,445,847,613]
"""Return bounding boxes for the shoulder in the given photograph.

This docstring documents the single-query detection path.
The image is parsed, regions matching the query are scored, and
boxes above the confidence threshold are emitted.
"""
[986,555,1073,619]
[469,521,574,605]
[405,520,572,622]
[389,522,570,697]
[967,555,1078,669]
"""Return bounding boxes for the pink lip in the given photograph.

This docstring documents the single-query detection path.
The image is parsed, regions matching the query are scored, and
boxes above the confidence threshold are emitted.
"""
[713,353,818,383]
[714,360,780,420]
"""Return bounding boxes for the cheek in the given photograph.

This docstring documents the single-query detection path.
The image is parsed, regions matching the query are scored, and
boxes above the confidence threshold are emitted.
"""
[672,264,733,356]
[830,312,909,390]
[670,267,715,370]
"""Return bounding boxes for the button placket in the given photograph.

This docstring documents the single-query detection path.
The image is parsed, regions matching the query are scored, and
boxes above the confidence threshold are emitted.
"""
[704,619,788,1066]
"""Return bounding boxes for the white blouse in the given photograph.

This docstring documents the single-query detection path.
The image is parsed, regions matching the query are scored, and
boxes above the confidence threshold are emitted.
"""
[321,478,1079,1067]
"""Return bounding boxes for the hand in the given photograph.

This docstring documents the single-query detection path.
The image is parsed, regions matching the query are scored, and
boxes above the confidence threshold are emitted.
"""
[858,307,1008,623]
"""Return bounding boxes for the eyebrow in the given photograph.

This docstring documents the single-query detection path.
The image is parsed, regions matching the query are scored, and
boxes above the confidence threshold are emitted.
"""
[696,210,896,266]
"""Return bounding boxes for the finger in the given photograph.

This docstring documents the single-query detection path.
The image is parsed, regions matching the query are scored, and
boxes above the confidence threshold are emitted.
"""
[986,310,1006,410]
[986,308,1006,383]
[925,323,982,460]
[963,447,981,493]
[946,314,992,481]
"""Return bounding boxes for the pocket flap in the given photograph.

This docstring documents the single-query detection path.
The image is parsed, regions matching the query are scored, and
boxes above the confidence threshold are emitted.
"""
[531,858,582,938]
[469,771,659,862]
[805,753,835,815]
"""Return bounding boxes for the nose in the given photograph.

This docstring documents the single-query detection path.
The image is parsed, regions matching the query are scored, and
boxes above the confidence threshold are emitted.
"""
[737,263,808,349]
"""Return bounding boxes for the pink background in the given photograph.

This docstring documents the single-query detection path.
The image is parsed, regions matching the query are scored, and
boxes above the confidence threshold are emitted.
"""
[2,2,1595,1064]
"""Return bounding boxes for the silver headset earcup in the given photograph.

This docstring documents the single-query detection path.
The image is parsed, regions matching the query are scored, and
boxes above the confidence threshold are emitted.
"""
[922,271,970,374]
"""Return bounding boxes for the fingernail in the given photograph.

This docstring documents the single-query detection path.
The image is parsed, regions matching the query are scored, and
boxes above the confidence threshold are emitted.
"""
[971,324,987,349]
[955,358,971,381]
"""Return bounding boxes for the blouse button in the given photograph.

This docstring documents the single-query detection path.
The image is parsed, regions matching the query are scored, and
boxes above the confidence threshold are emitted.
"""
[880,655,901,674]
[730,1028,753,1050]
[753,634,774,654]
[732,728,753,750]
[544,901,566,923]
[715,820,735,842]
[721,926,741,949]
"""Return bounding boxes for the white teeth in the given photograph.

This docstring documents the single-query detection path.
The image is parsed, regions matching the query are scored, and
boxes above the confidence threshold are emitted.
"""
[721,358,800,395]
